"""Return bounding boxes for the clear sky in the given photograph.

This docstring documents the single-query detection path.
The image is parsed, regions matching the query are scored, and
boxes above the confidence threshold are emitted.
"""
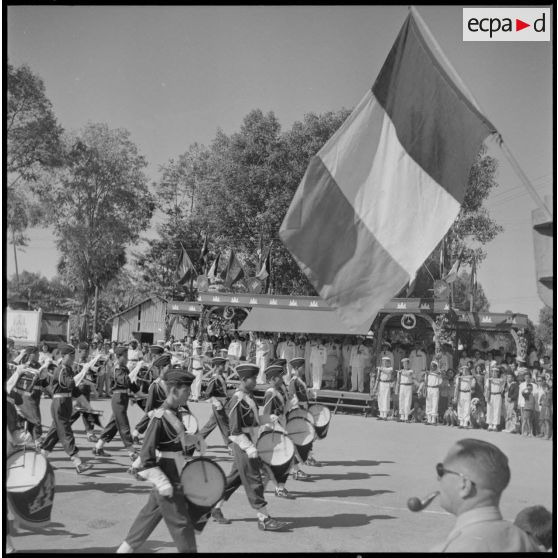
[6,5,553,322]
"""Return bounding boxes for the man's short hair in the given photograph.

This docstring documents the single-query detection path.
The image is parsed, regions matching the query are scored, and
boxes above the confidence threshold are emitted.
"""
[447,439,511,493]
[514,506,553,549]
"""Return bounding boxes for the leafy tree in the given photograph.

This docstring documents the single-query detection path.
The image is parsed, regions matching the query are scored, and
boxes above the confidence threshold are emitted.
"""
[33,123,155,337]
[7,271,75,312]
[449,271,490,313]
[7,63,65,282]
[535,305,554,352]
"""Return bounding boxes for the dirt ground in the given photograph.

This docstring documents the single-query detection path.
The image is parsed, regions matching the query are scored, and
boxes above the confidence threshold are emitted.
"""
[8,396,553,553]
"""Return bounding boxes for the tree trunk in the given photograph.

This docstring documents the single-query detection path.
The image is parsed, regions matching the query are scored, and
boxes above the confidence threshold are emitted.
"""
[92,285,99,337]
[12,232,20,289]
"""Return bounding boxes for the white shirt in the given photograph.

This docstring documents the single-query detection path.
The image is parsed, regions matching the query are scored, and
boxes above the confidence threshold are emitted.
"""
[228,340,243,360]
[409,349,427,373]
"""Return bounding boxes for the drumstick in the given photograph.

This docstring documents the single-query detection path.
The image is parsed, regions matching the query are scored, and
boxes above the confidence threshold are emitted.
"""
[201,459,208,483]
[32,451,36,477]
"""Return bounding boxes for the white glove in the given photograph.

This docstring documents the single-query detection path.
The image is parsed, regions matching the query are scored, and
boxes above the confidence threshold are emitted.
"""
[246,446,258,459]
[137,466,173,497]
[211,398,223,411]
[269,414,279,423]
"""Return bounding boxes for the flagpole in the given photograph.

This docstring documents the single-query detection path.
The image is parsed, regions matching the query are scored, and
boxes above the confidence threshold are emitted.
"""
[411,6,552,221]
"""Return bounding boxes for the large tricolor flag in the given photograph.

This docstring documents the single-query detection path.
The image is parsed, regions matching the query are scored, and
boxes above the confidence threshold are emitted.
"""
[279,10,496,333]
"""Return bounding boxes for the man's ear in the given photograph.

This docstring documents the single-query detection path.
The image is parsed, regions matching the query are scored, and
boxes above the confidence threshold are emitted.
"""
[458,476,476,499]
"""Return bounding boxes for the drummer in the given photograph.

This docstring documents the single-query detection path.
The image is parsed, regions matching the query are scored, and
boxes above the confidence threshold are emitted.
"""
[199,356,232,451]
[287,357,322,469]
[211,363,288,531]
[261,363,296,499]
[74,342,100,443]
[117,366,200,553]
[40,344,92,474]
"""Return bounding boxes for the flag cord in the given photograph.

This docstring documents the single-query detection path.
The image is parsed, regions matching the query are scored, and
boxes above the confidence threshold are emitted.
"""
[495,135,552,220]
[422,262,436,282]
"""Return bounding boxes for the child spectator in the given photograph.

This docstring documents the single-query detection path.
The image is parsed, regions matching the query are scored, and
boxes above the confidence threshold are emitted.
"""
[521,383,535,437]
[514,506,553,551]
[409,401,425,423]
[442,403,458,426]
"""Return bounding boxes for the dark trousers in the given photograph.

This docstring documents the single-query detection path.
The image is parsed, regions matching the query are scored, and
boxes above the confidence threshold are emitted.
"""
[42,397,78,457]
[521,408,534,436]
[75,389,96,433]
[222,443,267,511]
[199,406,230,447]
[124,486,197,552]
[18,391,43,441]
[135,412,151,435]
[438,395,449,419]
[100,393,133,448]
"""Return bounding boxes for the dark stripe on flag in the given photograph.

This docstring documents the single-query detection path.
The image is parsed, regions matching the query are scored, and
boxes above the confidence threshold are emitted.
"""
[372,14,496,203]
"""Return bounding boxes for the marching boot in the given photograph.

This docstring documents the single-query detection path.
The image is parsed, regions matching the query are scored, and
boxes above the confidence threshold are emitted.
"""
[258,516,289,531]
[116,541,134,553]
[211,507,232,524]
[275,486,295,499]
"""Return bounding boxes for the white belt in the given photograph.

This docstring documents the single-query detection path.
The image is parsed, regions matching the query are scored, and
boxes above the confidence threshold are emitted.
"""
[53,393,71,398]
[159,450,183,458]
[113,389,130,394]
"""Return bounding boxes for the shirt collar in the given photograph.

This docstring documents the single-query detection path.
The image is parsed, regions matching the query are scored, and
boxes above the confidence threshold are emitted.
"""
[451,505,502,534]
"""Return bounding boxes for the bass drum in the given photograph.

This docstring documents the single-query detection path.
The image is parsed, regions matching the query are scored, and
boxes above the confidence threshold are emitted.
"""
[181,457,226,533]
[308,404,332,439]
[7,451,55,529]
[256,429,295,483]
[286,417,315,463]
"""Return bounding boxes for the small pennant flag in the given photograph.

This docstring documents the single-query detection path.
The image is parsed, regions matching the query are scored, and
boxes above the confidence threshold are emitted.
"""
[222,250,245,288]
[444,247,464,284]
[279,10,495,333]
[256,245,271,281]
[200,234,209,274]
[176,244,197,285]
[207,252,221,282]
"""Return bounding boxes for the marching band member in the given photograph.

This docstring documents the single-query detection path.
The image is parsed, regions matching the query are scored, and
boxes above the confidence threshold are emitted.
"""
[40,344,92,474]
[131,352,171,444]
[485,366,505,431]
[395,357,414,422]
[424,360,443,425]
[212,363,288,532]
[287,357,320,470]
[261,364,296,499]
[117,367,200,553]
[14,346,50,449]
[373,356,393,420]
[74,342,99,443]
[93,346,139,460]
[455,365,475,428]
[350,336,369,393]
[199,357,232,451]
[309,337,328,391]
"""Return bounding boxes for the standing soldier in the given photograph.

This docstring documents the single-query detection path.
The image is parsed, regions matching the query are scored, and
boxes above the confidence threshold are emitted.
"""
[211,363,289,531]
[373,356,393,420]
[117,367,199,553]
[309,337,328,391]
[93,346,139,460]
[502,372,519,433]
[277,334,297,380]
[350,336,369,393]
[340,337,353,390]
[255,332,271,385]
[395,357,414,422]
[40,344,92,474]
[455,365,475,428]
[199,356,232,452]
[424,360,443,425]
[188,342,204,403]
[485,366,505,431]
[323,337,342,390]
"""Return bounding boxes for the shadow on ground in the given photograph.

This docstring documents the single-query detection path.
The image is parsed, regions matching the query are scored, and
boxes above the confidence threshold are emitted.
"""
[320,460,395,467]
[295,488,394,499]
[54,481,150,495]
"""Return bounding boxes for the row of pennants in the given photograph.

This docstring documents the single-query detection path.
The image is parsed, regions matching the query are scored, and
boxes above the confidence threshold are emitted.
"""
[175,235,271,294]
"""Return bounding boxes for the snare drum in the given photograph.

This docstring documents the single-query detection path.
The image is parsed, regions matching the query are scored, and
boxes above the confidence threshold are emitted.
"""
[256,429,295,483]
[181,457,226,532]
[13,369,38,395]
[7,451,55,529]
[286,407,314,424]
[308,404,332,439]
[286,417,316,462]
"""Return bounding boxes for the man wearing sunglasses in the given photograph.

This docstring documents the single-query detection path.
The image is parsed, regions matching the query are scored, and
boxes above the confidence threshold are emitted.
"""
[432,439,540,552]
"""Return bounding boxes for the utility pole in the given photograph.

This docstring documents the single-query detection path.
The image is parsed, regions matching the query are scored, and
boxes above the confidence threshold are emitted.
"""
[93,285,99,337]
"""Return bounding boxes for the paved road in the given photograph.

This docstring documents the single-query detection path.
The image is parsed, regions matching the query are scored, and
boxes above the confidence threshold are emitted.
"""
[9,396,553,553]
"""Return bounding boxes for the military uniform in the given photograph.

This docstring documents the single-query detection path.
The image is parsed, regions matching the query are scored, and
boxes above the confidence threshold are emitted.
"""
[425,363,443,424]
[199,358,231,447]
[350,340,369,393]
[455,368,475,427]
[73,343,98,441]
[120,375,198,552]
[374,358,393,419]
[396,359,414,421]
[41,345,90,473]
[189,347,204,402]
[485,376,505,430]
[95,348,139,457]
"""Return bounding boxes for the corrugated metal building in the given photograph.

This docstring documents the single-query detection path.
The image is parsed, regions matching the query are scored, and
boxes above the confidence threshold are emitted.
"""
[110,296,192,344]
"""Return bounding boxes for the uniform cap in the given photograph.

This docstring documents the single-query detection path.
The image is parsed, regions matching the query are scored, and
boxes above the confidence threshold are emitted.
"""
[272,358,287,368]
[153,353,172,368]
[150,345,165,355]
[78,342,89,350]
[401,357,410,363]
[165,365,195,385]
[114,346,128,357]
[235,363,260,379]
[382,341,392,348]
[289,357,305,368]
[212,356,226,366]
[58,344,76,356]
[264,364,284,380]
[381,356,392,362]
